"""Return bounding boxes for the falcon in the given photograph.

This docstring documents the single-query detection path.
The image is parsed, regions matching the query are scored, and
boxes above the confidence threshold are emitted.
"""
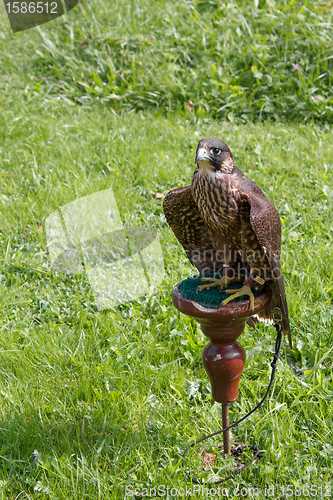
[163,138,291,348]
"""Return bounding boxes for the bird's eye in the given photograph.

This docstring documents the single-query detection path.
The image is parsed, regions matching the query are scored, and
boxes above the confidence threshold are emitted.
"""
[211,148,221,155]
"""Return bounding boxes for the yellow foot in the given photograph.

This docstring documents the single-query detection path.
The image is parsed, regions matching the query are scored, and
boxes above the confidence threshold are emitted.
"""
[197,276,232,292]
[222,285,255,312]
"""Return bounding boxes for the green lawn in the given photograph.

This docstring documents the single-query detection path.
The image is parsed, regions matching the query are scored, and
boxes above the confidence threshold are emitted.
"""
[1,0,333,122]
[0,0,333,498]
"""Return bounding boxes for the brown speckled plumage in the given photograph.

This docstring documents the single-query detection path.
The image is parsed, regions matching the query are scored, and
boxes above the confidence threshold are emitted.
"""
[163,138,291,348]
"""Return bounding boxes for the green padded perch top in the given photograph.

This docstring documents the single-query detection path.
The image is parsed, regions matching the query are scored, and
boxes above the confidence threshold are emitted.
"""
[179,274,265,309]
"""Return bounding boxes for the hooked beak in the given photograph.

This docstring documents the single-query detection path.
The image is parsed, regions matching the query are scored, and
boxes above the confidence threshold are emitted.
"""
[195,146,210,163]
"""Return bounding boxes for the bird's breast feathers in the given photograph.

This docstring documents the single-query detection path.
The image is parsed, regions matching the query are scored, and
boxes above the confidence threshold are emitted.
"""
[192,169,240,217]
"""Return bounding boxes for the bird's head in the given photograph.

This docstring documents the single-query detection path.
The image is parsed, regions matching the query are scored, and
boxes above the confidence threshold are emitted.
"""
[195,138,234,174]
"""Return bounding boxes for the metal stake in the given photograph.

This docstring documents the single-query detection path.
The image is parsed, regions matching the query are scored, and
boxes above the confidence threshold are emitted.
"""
[222,403,231,455]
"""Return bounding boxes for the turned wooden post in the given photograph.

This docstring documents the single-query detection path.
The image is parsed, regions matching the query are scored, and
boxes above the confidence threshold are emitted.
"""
[172,283,272,455]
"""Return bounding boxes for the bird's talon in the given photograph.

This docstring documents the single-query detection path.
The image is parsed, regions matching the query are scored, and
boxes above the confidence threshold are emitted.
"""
[221,285,255,310]
[197,276,231,293]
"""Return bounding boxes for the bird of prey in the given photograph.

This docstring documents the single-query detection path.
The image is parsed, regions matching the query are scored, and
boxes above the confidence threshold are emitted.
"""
[163,138,291,348]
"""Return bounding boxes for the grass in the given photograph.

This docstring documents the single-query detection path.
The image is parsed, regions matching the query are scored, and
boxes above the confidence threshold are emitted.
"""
[0,102,333,497]
[0,0,333,498]
[2,0,333,122]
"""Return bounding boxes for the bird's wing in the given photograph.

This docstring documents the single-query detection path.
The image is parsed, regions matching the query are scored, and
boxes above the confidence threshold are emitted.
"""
[241,185,291,346]
[163,186,224,275]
